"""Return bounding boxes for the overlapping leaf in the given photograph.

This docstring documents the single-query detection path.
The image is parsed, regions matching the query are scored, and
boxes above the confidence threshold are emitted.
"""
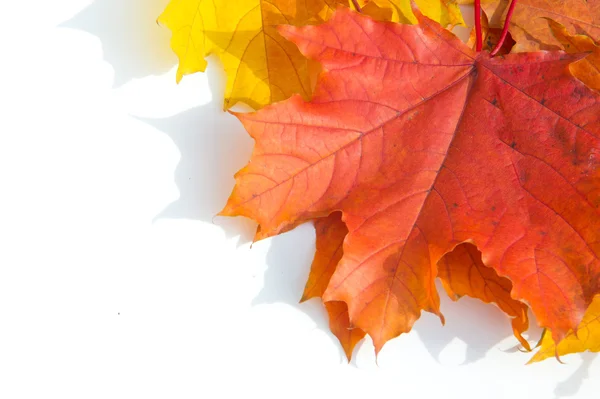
[438,243,530,350]
[530,295,600,362]
[480,0,600,52]
[220,8,600,352]
[158,0,465,109]
[548,20,600,91]
[302,212,366,361]
[362,0,465,26]
[157,0,344,110]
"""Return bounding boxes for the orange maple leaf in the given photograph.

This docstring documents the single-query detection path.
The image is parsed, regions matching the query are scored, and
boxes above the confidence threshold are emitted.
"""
[220,9,600,352]
[481,0,600,52]
[547,19,600,91]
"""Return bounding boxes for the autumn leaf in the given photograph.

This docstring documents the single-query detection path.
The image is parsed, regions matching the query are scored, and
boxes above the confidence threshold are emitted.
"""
[302,212,366,361]
[220,9,600,352]
[548,19,600,91]
[529,295,600,363]
[480,0,600,52]
[438,243,530,350]
[157,0,465,110]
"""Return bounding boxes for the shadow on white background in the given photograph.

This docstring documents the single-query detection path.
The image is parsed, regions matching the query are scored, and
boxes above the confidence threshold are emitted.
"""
[55,0,599,397]
[62,0,177,86]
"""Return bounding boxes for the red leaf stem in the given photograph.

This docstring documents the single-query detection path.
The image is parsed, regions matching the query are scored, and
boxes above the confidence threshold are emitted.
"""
[474,0,482,51]
[490,0,518,56]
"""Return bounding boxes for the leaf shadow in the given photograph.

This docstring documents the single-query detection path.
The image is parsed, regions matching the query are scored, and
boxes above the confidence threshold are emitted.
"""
[412,284,542,365]
[138,63,339,356]
[554,352,597,399]
[252,222,346,359]
[138,60,256,242]
[60,0,176,86]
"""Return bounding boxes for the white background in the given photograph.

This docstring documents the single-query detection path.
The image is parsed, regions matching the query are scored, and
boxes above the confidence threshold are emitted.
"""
[0,1,598,398]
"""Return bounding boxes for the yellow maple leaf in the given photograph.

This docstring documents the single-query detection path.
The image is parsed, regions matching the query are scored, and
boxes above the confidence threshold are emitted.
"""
[362,0,465,27]
[529,295,600,363]
[158,0,465,109]
[158,0,343,109]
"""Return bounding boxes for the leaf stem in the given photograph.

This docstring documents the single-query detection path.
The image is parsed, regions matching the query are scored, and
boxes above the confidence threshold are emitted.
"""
[351,0,362,13]
[474,0,482,52]
[490,0,518,56]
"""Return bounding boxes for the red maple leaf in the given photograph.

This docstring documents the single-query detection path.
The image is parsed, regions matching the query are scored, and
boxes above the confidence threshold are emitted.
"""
[220,8,600,353]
